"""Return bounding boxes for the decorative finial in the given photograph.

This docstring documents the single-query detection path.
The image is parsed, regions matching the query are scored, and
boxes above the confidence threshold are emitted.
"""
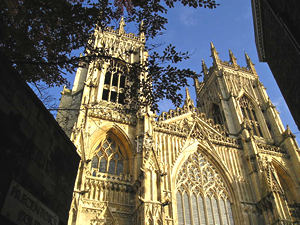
[229,49,238,67]
[202,59,208,76]
[118,17,126,34]
[184,87,194,110]
[210,42,220,65]
[186,87,191,100]
[245,52,257,74]
[283,125,296,139]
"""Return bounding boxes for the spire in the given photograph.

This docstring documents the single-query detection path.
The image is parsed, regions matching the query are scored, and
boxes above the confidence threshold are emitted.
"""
[245,52,257,74]
[229,49,238,67]
[118,17,126,34]
[210,42,220,65]
[139,20,145,42]
[184,87,194,110]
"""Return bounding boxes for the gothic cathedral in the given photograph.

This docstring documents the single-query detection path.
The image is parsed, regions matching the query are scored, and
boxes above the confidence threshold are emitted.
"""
[56,19,300,225]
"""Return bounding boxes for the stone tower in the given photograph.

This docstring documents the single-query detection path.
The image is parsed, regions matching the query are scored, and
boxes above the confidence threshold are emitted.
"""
[57,21,300,225]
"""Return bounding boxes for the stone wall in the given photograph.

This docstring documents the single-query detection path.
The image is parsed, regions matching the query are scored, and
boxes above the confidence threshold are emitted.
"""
[0,54,80,225]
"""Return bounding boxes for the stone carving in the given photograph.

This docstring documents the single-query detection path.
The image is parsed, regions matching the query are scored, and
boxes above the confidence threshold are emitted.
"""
[176,150,228,198]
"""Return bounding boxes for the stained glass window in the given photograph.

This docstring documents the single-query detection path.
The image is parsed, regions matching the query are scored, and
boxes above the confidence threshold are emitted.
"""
[177,192,184,225]
[184,193,192,225]
[176,151,235,225]
[206,197,213,225]
[212,197,221,225]
[220,199,228,225]
[192,194,200,225]
[91,136,124,175]
[198,195,206,225]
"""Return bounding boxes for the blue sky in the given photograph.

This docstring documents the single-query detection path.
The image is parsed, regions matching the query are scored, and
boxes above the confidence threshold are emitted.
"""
[45,0,299,143]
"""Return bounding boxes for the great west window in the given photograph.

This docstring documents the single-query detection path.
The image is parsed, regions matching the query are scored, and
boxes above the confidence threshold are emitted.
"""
[176,151,234,225]
[102,60,126,104]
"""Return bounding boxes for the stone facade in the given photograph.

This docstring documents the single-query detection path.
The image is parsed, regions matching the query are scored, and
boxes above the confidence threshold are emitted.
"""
[57,19,300,225]
[0,53,80,225]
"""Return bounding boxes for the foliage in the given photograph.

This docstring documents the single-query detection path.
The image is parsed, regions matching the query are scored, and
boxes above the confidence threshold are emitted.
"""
[0,0,218,111]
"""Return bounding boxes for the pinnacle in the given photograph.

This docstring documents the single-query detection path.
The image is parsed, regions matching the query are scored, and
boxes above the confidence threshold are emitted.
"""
[184,87,195,109]
[229,49,237,66]
[185,87,191,100]
[202,59,208,76]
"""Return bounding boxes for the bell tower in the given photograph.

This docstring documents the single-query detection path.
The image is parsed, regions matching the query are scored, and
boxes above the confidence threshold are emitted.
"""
[57,18,155,225]
[194,43,300,224]
[194,42,286,142]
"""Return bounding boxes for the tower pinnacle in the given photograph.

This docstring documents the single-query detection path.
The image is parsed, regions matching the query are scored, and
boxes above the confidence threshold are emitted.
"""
[245,52,257,74]
[184,87,194,110]
[210,42,220,65]
[229,49,238,67]
[202,59,208,76]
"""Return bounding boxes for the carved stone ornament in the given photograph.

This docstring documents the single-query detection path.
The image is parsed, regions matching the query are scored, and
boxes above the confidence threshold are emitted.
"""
[142,132,153,151]
[176,149,228,199]
[89,207,116,225]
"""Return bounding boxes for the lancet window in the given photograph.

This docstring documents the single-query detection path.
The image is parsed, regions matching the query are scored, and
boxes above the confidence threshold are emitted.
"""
[102,60,126,104]
[176,151,234,225]
[239,95,263,137]
[211,103,224,125]
[91,136,124,175]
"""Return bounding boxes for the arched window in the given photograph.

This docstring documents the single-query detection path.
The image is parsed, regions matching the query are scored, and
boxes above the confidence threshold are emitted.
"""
[211,104,224,125]
[102,61,126,104]
[91,136,124,175]
[176,151,235,225]
[239,95,263,137]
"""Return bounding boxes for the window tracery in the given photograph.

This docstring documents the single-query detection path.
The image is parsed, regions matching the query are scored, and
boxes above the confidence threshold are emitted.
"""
[102,60,126,104]
[91,136,124,175]
[176,151,234,225]
[239,95,263,137]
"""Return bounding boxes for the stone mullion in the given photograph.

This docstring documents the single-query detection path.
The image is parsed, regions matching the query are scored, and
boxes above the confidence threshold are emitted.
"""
[99,183,104,201]
[182,193,187,225]
[248,109,261,137]
[116,71,121,102]
[95,182,100,201]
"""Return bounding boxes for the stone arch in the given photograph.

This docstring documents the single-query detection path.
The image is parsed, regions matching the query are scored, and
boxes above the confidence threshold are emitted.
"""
[171,140,242,225]
[237,92,271,138]
[237,91,260,111]
[89,123,134,175]
[272,158,300,203]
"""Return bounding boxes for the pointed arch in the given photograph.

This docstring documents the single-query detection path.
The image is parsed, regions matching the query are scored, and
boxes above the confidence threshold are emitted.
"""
[172,141,234,195]
[272,159,300,202]
[171,140,242,225]
[238,92,266,137]
[89,123,133,175]
[210,103,224,125]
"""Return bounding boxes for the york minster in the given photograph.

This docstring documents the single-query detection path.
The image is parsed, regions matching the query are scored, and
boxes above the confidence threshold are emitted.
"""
[57,19,300,225]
